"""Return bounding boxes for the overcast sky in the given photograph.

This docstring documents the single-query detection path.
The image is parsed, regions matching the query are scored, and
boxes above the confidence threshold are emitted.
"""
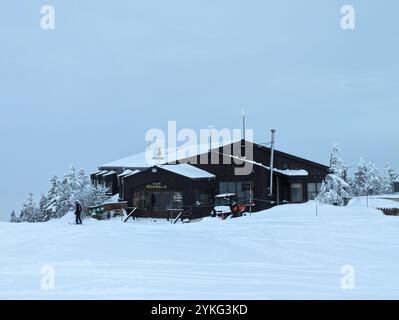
[0,0,398,220]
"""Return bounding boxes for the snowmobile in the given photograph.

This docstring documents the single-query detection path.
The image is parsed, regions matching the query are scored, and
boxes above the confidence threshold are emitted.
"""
[212,193,246,219]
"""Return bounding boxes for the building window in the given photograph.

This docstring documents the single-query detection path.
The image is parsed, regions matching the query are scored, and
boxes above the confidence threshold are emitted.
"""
[219,182,252,204]
[133,191,183,212]
[237,182,252,203]
[307,183,323,200]
[194,190,212,206]
[168,192,183,210]
[133,191,146,209]
[291,183,303,202]
[283,162,289,170]
[219,182,236,194]
[105,181,113,193]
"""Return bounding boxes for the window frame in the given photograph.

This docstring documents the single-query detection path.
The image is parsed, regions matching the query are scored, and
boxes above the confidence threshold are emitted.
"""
[291,183,303,202]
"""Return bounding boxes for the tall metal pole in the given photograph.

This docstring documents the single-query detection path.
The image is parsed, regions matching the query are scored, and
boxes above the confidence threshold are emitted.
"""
[241,108,246,141]
[269,129,276,197]
[249,187,252,217]
[208,125,214,152]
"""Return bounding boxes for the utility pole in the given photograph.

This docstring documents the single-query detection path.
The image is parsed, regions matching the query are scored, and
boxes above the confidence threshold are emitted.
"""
[249,187,252,217]
[269,129,276,197]
[207,125,214,165]
[241,108,246,141]
[207,125,214,152]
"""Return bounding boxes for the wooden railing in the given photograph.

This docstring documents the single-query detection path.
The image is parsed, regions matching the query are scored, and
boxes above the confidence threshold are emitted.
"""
[377,208,399,216]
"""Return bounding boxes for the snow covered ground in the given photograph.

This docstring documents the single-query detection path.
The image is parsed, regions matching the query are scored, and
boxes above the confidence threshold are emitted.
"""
[1,196,399,300]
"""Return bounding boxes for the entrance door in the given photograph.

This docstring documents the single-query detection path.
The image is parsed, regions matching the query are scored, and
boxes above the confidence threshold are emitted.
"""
[146,192,161,212]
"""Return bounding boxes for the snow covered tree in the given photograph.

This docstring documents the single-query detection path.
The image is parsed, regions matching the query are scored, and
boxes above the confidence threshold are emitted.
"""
[329,144,345,178]
[317,144,351,206]
[19,193,39,223]
[386,165,399,183]
[368,161,383,195]
[56,166,77,218]
[38,194,51,222]
[353,159,384,196]
[10,166,109,223]
[352,158,368,196]
[46,175,61,219]
[381,164,399,194]
[9,210,19,223]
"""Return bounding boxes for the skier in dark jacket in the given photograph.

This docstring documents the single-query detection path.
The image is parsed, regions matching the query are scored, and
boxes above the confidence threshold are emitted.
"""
[75,201,83,225]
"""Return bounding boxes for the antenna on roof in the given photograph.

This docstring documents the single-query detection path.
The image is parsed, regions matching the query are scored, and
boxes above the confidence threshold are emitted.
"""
[207,125,214,152]
[241,108,246,141]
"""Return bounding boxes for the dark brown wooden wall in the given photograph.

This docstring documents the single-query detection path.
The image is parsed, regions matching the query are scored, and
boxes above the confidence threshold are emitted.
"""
[91,140,329,215]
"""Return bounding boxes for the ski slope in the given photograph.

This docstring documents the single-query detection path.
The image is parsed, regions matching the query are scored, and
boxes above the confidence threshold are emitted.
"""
[1,196,399,300]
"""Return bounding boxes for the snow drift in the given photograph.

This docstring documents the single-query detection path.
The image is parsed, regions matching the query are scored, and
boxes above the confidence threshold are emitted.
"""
[1,197,399,300]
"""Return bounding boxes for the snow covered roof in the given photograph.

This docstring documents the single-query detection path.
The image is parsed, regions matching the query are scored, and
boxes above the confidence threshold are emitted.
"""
[274,169,308,176]
[103,170,117,177]
[158,164,215,179]
[123,170,141,178]
[99,139,241,169]
[101,151,158,169]
[102,194,120,204]
[219,152,309,176]
[96,170,109,176]
[118,169,134,177]
[216,193,236,198]
[99,139,327,172]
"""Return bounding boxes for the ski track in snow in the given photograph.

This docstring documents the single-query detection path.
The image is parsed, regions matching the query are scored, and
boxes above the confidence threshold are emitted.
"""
[1,197,399,299]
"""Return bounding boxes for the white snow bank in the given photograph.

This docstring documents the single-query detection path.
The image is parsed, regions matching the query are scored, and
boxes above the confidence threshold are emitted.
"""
[348,196,399,209]
[1,201,399,300]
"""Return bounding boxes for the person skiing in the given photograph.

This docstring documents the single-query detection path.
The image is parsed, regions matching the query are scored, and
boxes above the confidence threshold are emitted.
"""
[75,201,83,225]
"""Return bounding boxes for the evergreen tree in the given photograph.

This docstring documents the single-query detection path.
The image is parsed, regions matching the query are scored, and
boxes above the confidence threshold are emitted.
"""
[353,158,368,196]
[46,175,61,219]
[19,193,39,223]
[318,144,351,206]
[9,210,19,223]
[353,159,384,196]
[38,194,51,222]
[381,164,399,194]
[368,161,383,195]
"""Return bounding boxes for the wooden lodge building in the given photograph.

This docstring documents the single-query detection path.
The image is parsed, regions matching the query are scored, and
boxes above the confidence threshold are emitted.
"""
[91,140,329,219]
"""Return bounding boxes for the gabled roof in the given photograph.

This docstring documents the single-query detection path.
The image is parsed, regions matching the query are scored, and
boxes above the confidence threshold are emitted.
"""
[99,139,328,172]
[118,169,134,177]
[99,139,241,169]
[100,151,159,169]
[123,170,141,178]
[96,170,109,176]
[103,170,117,177]
[121,164,215,180]
[158,164,215,179]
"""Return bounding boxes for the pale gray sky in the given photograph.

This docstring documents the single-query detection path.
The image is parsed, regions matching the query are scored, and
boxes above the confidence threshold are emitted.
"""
[0,0,398,220]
